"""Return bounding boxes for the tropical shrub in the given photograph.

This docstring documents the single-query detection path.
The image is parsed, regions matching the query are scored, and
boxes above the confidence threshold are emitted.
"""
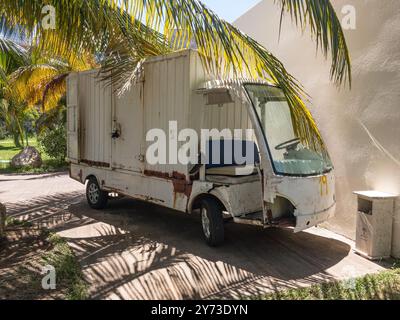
[0,122,6,139]
[38,124,67,161]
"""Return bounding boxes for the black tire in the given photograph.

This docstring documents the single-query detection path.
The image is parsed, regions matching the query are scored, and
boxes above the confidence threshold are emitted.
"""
[200,198,225,247]
[86,177,108,209]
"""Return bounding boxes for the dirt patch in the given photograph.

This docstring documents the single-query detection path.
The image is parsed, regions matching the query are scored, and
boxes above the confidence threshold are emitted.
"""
[0,220,87,300]
[0,226,67,299]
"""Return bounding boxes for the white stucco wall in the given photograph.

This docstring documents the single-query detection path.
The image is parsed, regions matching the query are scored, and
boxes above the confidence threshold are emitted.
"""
[235,0,400,239]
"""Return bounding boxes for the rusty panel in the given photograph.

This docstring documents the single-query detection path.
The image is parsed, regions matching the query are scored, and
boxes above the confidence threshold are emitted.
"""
[66,73,80,162]
[111,81,144,172]
[143,51,192,177]
[78,71,112,165]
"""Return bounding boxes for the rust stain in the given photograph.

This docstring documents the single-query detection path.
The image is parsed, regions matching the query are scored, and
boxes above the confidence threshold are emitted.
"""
[142,195,165,204]
[144,170,171,179]
[81,159,110,168]
[266,209,273,224]
[172,179,193,198]
[272,217,296,228]
[144,170,193,198]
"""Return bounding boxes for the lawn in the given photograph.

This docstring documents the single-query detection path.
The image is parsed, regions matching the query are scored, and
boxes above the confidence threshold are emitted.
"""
[0,137,67,174]
[0,138,26,161]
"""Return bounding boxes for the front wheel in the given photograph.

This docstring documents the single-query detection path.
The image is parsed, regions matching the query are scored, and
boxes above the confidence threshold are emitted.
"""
[200,198,224,247]
[86,177,108,209]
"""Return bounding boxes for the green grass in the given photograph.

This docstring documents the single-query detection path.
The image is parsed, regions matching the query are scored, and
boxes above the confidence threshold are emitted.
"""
[255,267,400,300]
[0,137,46,160]
[42,232,89,300]
[5,216,33,228]
[0,137,67,174]
[0,159,68,174]
[0,138,24,161]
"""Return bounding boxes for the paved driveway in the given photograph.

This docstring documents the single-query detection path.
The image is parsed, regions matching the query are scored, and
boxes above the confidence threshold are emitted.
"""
[0,172,386,299]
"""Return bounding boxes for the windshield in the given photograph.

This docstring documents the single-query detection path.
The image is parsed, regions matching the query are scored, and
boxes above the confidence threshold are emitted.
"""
[244,84,333,176]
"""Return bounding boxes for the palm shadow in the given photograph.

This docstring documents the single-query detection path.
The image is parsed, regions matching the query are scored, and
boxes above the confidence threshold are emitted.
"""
[4,192,380,300]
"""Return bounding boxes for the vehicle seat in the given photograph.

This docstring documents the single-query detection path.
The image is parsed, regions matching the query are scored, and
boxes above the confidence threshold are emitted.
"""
[205,140,260,176]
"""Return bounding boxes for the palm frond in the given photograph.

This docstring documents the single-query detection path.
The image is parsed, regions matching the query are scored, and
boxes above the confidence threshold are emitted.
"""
[7,63,59,106]
[276,0,351,87]
[42,73,68,111]
[97,3,171,93]
[0,16,28,73]
[0,37,26,60]
[0,0,352,150]
[0,37,27,86]
[111,0,326,148]
[4,41,95,110]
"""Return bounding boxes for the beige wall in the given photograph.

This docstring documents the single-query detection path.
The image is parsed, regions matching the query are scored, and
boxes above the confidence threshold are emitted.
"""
[235,0,400,239]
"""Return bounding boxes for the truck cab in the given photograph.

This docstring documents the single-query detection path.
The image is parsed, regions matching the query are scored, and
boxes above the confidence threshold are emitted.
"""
[189,80,336,245]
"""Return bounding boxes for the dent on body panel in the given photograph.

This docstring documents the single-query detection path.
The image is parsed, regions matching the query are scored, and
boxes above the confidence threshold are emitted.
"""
[209,187,233,215]
[263,175,282,203]
[187,181,214,212]
[272,174,336,216]
[222,182,262,216]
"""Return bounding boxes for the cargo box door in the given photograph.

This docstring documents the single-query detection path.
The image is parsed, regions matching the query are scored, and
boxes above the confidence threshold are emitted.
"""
[111,82,144,172]
[66,73,80,162]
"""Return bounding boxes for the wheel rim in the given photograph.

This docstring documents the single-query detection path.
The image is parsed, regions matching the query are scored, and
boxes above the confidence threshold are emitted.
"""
[88,182,100,204]
[201,207,211,239]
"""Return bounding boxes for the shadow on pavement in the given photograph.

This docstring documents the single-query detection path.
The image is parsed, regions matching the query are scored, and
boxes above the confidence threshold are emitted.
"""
[3,191,359,299]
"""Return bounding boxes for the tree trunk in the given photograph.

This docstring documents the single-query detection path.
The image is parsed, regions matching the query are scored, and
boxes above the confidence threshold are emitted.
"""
[13,132,22,148]
[0,202,6,239]
[14,111,26,147]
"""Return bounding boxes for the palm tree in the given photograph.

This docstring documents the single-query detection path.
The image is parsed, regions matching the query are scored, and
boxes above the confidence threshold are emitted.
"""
[7,47,96,111]
[0,30,96,143]
[0,26,28,147]
[0,0,351,150]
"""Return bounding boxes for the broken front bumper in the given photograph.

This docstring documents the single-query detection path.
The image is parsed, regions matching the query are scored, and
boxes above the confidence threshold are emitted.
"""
[294,202,336,233]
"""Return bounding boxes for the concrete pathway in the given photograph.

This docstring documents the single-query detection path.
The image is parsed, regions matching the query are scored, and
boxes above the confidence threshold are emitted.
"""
[0,173,387,300]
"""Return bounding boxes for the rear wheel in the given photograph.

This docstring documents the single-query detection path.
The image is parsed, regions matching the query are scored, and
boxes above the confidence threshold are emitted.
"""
[86,177,108,209]
[200,198,224,247]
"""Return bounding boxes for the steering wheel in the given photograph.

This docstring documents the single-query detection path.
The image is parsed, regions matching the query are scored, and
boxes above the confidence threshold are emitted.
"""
[275,138,301,151]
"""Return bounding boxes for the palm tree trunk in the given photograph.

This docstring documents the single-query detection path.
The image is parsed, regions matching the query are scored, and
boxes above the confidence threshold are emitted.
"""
[13,111,25,147]
[12,131,22,148]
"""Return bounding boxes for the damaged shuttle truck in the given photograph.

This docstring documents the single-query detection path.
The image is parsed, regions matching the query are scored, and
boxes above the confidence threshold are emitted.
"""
[67,49,335,246]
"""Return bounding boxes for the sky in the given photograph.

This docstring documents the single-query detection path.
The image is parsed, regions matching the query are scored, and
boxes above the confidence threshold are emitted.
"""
[201,0,261,22]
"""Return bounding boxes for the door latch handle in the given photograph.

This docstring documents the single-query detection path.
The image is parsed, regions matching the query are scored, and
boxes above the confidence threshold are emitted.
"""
[112,122,121,139]
[112,129,120,139]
